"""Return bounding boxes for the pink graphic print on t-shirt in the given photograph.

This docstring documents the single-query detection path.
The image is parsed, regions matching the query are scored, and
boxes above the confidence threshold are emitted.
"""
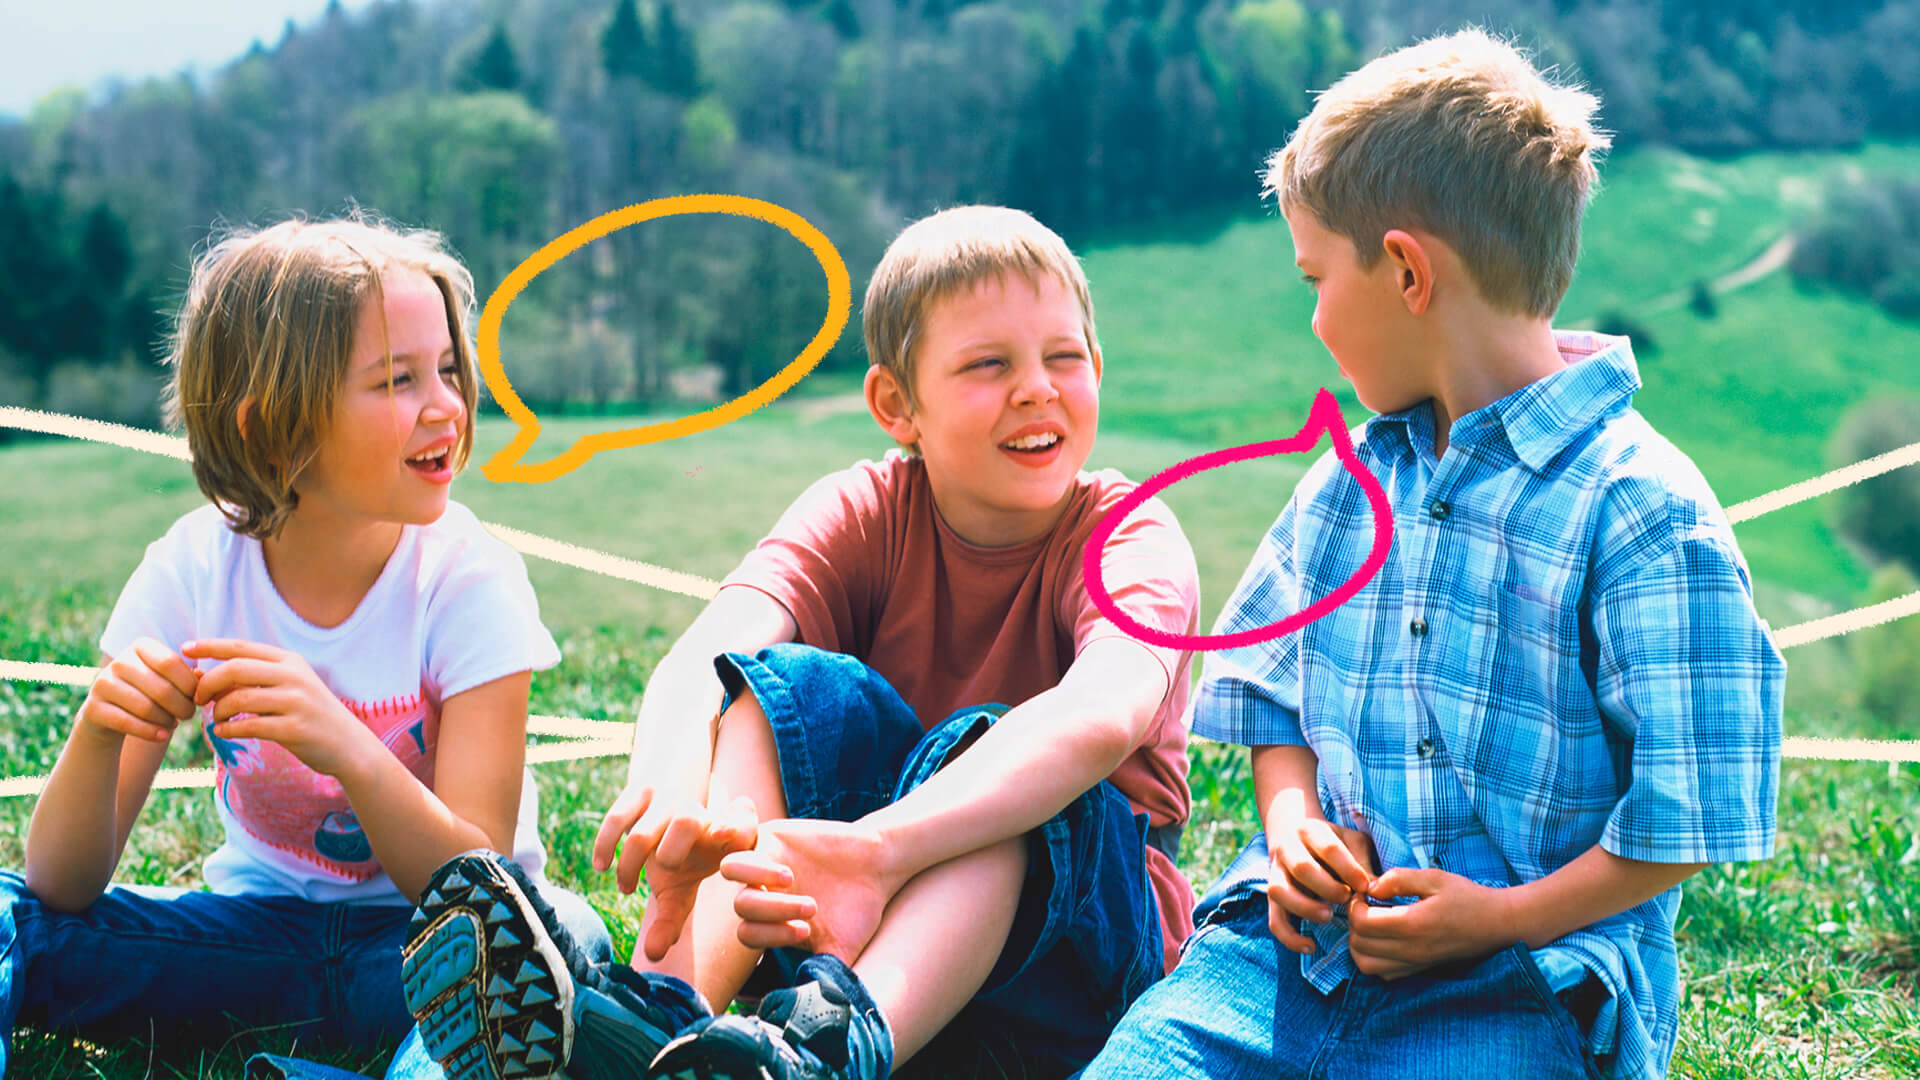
[206,691,440,880]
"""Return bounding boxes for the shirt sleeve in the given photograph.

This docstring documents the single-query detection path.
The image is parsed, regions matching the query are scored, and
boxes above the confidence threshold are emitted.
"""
[1063,491,1200,688]
[719,461,891,656]
[1591,488,1785,864]
[1191,492,1309,748]
[100,515,201,662]
[425,533,563,702]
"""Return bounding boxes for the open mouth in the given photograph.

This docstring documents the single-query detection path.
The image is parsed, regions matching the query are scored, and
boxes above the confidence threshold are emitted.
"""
[999,432,1062,454]
[405,448,451,474]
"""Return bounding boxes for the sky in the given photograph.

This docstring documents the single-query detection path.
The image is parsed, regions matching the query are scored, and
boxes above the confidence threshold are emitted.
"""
[0,0,377,119]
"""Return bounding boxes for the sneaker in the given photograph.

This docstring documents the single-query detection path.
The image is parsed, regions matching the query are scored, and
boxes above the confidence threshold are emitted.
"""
[401,850,709,1080]
[647,954,893,1080]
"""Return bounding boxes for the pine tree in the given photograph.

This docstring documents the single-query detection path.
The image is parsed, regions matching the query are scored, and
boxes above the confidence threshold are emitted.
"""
[601,0,650,82]
[653,2,700,97]
[826,0,861,38]
[463,22,521,92]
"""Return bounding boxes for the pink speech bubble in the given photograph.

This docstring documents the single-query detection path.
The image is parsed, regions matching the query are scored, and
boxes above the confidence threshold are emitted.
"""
[1083,389,1394,651]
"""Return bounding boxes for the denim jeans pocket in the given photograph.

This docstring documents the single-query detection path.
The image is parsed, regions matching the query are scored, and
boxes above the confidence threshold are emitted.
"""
[1504,945,1605,1080]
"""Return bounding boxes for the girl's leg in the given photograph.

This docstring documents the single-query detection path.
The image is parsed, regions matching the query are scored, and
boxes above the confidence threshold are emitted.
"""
[0,870,411,1073]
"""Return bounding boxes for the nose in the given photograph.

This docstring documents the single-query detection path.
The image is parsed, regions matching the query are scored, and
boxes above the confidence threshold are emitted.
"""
[1010,356,1058,407]
[422,366,466,424]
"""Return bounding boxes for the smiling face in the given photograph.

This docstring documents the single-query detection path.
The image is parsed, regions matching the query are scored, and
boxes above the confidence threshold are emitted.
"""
[875,271,1102,547]
[1287,208,1426,415]
[292,268,468,530]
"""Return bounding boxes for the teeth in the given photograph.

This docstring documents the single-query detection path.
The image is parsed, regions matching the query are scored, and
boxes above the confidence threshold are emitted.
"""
[406,450,444,465]
[1002,433,1060,451]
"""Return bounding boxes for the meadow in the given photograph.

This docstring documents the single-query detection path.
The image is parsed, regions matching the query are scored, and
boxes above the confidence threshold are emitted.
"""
[0,141,1917,1076]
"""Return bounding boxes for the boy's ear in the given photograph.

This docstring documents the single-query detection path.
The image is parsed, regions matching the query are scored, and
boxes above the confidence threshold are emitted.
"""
[863,364,919,446]
[1090,340,1103,385]
[1380,229,1435,316]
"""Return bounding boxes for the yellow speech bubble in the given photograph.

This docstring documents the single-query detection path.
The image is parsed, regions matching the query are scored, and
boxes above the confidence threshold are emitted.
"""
[478,194,852,483]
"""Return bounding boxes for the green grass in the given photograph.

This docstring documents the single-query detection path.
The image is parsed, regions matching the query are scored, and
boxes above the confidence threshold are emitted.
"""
[2,142,1919,1076]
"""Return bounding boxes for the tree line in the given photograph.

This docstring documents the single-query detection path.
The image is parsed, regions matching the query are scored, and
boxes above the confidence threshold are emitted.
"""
[2,0,1917,422]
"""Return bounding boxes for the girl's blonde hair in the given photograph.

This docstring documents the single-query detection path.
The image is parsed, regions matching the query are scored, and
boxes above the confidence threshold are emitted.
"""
[1264,28,1610,317]
[164,216,480,538]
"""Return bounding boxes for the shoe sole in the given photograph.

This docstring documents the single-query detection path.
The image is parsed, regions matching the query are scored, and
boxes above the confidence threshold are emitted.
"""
[400,855,574,1080]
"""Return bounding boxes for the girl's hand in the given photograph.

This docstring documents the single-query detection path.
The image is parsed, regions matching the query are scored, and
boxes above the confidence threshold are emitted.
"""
[78,638,201,745]
[184,638,377,780]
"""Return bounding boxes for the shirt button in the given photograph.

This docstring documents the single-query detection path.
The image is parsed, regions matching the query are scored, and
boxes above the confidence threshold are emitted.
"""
[1409,618,1429,638]
[1429,500,1451,521]
[1417,738,1436,758]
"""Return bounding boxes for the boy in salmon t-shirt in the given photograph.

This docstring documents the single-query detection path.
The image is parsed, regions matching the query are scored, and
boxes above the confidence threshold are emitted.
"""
[403,205,1201,1080]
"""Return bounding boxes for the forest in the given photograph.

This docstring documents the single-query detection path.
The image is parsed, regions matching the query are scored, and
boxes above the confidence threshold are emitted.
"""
[1,0,1917,423]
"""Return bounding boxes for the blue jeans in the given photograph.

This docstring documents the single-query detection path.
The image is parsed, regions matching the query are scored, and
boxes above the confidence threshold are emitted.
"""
[0,868,609,1080]
[0,870,414,1074]
[1078,837,1602,1080]
[723,643,1165,1074]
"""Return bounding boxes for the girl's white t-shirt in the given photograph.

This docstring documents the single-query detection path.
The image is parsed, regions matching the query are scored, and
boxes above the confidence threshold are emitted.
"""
[100,500,562,905]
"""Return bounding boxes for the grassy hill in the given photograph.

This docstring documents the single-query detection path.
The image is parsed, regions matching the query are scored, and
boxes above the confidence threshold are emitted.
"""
[0,143,1917,1077]
[1081,139,1920,604]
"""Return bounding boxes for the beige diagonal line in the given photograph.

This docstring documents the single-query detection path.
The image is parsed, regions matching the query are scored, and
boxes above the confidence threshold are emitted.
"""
[1771,589,1920,649]
[0,406,722,602]
[4,410,1920,781]
[481,523,719,600]
[1726,439,1920,523]
[0,406,192,461]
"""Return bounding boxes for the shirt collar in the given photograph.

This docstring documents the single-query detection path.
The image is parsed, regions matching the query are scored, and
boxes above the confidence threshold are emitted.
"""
[1361,331,1641,473]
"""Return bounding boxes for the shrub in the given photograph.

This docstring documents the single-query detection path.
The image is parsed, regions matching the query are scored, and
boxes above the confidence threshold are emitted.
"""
[1828,395,1920,574]
[1855,562,1920,735]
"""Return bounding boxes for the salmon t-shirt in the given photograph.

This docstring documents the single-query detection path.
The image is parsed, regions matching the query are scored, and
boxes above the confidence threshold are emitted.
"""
[723,452,1200,971]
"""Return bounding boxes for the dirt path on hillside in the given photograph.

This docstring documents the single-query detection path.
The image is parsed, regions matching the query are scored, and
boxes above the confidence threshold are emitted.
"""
[1641,233,1797,315]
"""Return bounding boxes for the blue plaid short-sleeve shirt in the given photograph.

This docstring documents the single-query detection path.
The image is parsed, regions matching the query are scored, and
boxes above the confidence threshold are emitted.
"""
[1194,332,1785,1080]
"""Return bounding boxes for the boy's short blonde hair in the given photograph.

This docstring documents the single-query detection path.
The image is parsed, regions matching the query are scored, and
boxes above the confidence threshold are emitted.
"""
[1264,28,1609,317]
[863,205,1095,408]
[165,216,479,539]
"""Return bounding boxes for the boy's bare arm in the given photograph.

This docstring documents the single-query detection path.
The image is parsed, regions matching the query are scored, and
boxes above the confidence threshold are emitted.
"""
[591,586,798,893]
[1252,744,1376,954]
[1346,846,1704,979]
[721,636,1169,957]
[857,635,1169,887]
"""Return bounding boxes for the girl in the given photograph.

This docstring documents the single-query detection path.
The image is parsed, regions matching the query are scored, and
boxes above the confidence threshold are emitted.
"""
[1,217,610,1076]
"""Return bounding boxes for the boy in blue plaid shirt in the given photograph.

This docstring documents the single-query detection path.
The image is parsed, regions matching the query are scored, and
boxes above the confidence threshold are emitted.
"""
[1082,28,1784,1080]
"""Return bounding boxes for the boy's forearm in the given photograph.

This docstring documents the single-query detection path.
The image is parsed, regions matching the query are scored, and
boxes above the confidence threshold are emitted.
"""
[1500,844,1705,949]
[1252,743,1321,833]
[862,639,1165,883]
[626,587,799,803]
[625,644,727,801]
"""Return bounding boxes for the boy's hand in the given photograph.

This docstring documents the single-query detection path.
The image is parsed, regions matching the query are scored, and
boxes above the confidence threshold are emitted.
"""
[720,818,902,963]
[1345,867,1516,979]
[1265,805,1378,954]
[78,639,201,746]
[184,639,378,781]
[616,786,760,962]
[592,783,757,893]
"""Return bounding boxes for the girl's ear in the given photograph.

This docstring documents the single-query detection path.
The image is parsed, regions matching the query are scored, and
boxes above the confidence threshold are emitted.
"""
[864,364,920,447]
[236,397,255,445]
